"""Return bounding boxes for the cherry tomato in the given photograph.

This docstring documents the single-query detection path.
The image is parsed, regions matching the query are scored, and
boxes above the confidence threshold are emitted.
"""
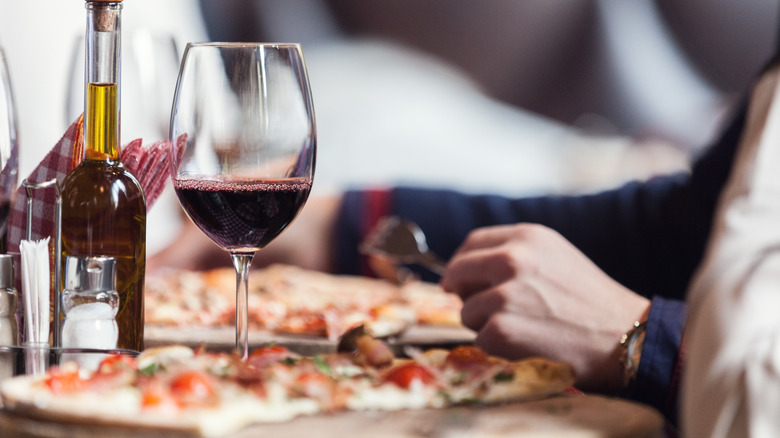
[247,345,297,368]
[446,345,488,369]
[169,370,216,406]
[384,363,436,389]
[278,312,328,336]
[97,354,137,374]
[293,371,332,396]
[249,345,291,358]
[45,367,85,394]
[138,378,177,409]
[141,385,166,408]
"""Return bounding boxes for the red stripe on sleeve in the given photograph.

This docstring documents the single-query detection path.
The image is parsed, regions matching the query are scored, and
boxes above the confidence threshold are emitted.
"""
[358,189,391,276]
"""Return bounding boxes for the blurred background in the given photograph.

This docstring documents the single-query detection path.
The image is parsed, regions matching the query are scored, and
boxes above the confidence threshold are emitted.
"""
[1,0,778,252]
[199,0,778,195]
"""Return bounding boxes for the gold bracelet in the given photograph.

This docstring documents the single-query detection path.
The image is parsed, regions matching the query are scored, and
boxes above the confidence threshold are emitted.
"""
[619,320,647,389]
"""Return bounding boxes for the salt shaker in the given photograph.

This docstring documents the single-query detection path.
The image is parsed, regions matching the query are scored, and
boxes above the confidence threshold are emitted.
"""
[0,254,17,346]
[61,256,119,354]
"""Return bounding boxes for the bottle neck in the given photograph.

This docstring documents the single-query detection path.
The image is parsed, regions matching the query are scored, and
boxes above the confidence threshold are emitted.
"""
[84,1,121,162]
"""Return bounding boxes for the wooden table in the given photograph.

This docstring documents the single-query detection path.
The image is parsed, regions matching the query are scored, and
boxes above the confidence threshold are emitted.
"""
[0,394,665,438]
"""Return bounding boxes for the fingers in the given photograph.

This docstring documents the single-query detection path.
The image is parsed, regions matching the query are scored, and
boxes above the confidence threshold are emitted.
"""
[441,248,505,299]
[441,223,549,300]
[459,288,509,331]
[472,313,535,361]
[442,243,538,302]
[452,224,528,254]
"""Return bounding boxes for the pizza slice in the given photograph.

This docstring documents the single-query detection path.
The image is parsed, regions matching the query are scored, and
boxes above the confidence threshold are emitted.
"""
[0,340,575,437]
[145,265,428,341]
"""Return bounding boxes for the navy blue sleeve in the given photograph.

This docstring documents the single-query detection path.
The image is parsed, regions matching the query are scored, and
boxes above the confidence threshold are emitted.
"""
[631,296,688,426]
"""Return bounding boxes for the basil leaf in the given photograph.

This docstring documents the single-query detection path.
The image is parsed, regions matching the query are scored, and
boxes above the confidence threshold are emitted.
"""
[493,371,514,383]
[138,363,159,377]
[313,355,331,374]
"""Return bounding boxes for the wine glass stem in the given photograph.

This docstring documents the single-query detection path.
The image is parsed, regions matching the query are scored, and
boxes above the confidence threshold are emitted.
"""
[231,252,254,360]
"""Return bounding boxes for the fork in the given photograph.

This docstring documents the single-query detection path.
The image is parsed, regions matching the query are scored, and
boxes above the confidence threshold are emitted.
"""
[359,216,447,276]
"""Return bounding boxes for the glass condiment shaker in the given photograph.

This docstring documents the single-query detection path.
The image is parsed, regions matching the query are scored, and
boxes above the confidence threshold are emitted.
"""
[0,254,17,346]
[61,255,119,353]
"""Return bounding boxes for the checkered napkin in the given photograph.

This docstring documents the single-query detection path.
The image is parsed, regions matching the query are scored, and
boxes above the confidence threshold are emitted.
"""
[6,116,172,256]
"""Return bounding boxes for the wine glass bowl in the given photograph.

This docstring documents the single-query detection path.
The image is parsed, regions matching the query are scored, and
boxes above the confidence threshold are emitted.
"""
[0,44,19,252]
[169,43,316,358]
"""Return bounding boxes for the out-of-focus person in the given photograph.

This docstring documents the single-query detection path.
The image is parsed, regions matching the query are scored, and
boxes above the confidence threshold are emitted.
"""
[199,0,775,195]
[150,1,780,431]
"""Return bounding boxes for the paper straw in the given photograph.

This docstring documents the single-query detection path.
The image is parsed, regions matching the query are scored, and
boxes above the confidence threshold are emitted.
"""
[20,237,51,345]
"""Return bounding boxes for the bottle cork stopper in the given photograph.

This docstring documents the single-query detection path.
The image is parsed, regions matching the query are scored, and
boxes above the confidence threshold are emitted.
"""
[88,0,121,32]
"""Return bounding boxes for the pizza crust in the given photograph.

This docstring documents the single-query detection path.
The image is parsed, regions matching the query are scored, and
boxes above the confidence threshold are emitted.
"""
[482,357,576,404]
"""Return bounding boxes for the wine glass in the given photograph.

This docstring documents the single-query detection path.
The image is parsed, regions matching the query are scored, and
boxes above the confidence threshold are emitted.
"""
[0,43,19,252]
[169,43,316,359]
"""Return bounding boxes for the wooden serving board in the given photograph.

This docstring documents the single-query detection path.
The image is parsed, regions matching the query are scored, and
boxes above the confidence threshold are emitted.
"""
[144,324,477,356]
[0,394,666,438]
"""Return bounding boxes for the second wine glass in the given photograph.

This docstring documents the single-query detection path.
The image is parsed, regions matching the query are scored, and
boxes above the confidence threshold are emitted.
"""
[0,42,19,253]
[169,43,316,359]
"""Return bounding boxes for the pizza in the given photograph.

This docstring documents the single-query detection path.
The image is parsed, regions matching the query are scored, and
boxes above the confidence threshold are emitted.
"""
[0,337,575,437]
[145,264,463,340]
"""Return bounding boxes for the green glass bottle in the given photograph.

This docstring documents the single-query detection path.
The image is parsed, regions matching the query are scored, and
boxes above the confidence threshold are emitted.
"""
[61,0,146,351]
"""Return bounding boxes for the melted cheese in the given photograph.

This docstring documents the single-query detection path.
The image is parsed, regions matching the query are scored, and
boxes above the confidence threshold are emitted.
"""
[347,381,445,411]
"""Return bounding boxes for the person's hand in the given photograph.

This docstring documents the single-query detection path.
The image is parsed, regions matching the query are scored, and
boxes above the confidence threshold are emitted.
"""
[440,223,650,393]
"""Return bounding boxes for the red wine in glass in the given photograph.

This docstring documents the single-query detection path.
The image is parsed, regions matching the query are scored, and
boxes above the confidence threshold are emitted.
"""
[173,178,312,252]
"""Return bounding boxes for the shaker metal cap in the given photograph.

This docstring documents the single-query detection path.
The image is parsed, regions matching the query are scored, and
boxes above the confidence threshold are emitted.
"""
[65,256,117,292]
[0,254,13,289]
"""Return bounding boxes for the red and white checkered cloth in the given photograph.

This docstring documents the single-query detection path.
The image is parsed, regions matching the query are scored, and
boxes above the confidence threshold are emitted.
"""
[7,115,171,255]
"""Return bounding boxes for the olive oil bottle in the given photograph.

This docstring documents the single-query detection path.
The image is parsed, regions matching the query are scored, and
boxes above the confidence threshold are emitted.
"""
[61,0,146,351]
